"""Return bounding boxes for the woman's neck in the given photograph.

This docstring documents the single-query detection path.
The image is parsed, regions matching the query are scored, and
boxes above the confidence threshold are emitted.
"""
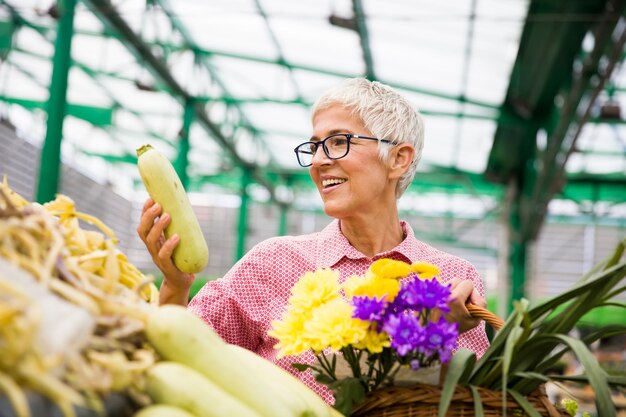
[339,212,405,258]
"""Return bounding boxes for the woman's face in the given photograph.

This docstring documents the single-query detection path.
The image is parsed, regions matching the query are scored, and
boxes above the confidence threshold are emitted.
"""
[309,104,394,219]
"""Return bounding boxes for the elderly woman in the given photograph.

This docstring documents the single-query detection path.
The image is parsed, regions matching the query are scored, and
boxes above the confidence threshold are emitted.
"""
[136,78,489,403]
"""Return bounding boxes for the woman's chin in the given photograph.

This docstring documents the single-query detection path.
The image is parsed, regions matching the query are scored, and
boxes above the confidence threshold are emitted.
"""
[322,203,348,220]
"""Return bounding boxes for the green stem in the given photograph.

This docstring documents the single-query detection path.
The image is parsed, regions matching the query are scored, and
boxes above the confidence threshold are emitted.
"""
[372,348,395,388]
[317,352,338,381]
[342,346,362,378]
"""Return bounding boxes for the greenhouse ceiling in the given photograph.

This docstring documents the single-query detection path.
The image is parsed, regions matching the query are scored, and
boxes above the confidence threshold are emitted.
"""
[0,0,625,232]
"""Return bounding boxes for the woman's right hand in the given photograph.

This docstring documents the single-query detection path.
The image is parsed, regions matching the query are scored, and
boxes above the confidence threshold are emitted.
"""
[136,198,195,302]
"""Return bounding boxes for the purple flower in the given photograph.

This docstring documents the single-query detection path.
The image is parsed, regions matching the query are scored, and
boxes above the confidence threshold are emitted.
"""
[420,318,459,363]
[382,313,423,356]
[396,278,452,313]
[352,296,387,322]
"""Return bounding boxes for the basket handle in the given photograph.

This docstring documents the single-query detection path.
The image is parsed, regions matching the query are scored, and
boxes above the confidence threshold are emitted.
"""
[466,303,504,331]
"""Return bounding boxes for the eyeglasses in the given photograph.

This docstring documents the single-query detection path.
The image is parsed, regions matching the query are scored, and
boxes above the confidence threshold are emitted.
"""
[294,133,394,167]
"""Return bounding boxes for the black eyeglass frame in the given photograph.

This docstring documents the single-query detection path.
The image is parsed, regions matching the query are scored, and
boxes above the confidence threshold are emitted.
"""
[293,134,395,167]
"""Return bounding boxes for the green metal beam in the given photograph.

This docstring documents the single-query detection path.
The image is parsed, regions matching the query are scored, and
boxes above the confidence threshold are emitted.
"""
[236,168,252,261]
[174,99,194,189]
[352,0,376,80]
[0,19,16,58]
[501,180,529,313]
[82,151,137,164]
[36,0,77,204]
[278,203,288,236]
[0,95,113,126]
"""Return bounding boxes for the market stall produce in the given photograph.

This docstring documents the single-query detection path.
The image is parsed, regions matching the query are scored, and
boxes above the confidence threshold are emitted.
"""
[0,180,340,417]
[0,179,158,417]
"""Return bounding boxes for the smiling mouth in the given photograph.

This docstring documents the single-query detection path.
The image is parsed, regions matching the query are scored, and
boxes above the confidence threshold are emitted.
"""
[322,178,347,188]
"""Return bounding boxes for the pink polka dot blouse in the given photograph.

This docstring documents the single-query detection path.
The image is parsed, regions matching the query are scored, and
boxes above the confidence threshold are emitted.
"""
[188,220,490,404]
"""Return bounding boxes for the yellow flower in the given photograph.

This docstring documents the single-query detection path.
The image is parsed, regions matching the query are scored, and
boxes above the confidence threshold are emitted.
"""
[342,274,366,298]
[268,314,309,358]
[410,261,440,279]
[370,258,412,279]
[353,328,391,353]
[288,268,341,316]
[343,271,401,302]
[304,299,369,352]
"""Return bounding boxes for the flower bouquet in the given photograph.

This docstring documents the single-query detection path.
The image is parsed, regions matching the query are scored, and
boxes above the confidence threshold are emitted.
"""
[269,259,461,415]
[270,238,626,417]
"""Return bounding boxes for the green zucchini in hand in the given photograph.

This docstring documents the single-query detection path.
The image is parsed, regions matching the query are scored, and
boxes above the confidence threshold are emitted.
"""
[136,144,208,274]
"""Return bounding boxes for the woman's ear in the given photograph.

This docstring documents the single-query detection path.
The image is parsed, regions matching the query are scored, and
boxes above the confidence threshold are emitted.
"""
[388,143,415,179]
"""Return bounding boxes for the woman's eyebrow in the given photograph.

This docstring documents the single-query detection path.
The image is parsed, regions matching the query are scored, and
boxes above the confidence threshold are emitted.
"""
[329,128,354,135]
[309,129,355,141]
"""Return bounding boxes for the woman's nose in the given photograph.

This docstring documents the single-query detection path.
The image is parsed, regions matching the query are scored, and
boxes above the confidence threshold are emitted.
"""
[310,145,331,166]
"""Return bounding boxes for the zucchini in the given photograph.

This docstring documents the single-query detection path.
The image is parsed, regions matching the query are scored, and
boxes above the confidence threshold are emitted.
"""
[136,144,208,274]
[145,362,261,417]
[134,404,198,417]
[145,305,315,417]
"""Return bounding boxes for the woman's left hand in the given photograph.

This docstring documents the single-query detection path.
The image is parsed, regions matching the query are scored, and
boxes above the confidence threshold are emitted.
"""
[445,278,486,333]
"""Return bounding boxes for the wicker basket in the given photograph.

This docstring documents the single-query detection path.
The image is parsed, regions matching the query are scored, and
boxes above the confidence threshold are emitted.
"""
[351,305,568,417]
[351,384,569,417]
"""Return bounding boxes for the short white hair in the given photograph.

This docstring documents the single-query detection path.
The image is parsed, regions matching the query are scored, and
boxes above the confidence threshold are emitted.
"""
[312,78,424,198]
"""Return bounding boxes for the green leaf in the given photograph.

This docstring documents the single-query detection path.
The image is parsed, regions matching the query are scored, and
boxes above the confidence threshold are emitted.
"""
[315,373,336,385]
[470,302,524,384]
[501,324,521,414]
[293,362,331,382]
[469,385,484,417]
[507,389,545,417]
[532,335,614,416]
[598,300,626,308]
[292,363,312,372]
[438,349,475,417]
[604,238,625,270]
[581,324,626,344]
[533,324,626,375]
[502,325,523,380]
[510,372,550,382]
[472,300,531,389]
[550,374,626,386]
[330,377,366,417]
